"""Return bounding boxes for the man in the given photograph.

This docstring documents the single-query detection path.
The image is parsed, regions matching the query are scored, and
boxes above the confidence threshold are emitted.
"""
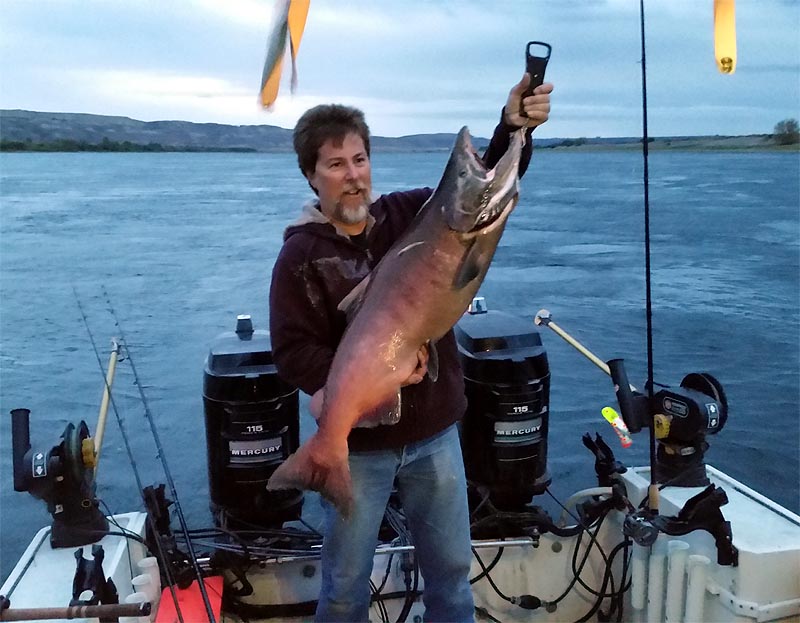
[269,73,552,622]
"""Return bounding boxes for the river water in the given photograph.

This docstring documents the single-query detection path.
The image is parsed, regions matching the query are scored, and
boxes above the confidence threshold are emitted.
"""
[1,148,798,580]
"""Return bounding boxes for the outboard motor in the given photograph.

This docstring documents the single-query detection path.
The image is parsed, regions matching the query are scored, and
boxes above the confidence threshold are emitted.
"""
[455,298,551,511]
[203,315,302,529]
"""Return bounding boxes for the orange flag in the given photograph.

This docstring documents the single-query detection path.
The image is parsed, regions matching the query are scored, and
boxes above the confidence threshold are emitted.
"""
[260,0,311,109]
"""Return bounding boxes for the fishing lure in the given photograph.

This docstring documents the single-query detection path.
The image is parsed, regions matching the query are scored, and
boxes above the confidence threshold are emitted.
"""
[601,406,633,448]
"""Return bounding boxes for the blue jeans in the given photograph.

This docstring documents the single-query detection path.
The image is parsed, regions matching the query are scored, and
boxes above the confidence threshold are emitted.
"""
[315,424,475,623]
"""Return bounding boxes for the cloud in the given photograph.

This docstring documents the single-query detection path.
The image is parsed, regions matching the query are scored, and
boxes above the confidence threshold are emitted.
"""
[1,0,798,137]
[190,0,272,29]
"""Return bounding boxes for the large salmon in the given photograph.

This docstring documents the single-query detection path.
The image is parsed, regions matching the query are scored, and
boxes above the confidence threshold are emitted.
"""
[267,127,525,516]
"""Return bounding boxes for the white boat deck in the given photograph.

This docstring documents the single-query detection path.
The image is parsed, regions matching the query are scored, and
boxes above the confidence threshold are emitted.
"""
[2,467,799,622]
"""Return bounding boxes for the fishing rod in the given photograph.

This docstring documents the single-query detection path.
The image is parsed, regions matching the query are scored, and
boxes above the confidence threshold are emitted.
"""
[102,286,216,623]
[72,289,189,623]
[529,4,734,552]
[99,286,217,623]
[638,0,659,514]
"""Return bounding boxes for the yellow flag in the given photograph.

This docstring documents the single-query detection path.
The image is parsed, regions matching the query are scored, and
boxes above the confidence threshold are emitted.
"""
[260,0,311,109]
[714,0,736,74]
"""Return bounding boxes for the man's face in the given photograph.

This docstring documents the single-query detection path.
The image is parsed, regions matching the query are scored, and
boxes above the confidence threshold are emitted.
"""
[308,132,372,230]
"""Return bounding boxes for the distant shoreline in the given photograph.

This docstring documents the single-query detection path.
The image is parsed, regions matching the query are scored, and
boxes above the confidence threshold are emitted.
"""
[2,140,796,153]
[1,109,797,153]
[0,139,259,153]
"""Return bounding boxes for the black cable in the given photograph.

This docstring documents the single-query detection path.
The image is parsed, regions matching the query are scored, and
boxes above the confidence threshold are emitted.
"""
[545,513,603,607]
[471,487,624,615]
[574,538,632,623]
[471,491,584,539]
[603,538,632,622]
[370,580,389,623]
[382,503,418,622]
[185,525,322,542]
[189,525,253,563]
[543,488,627,616]
[375,553,395,594]
[469,547,504,585]
[69,525,151,550]
[569,512,613,598]
[545,487,613,562]
[471,547,513,603]
[615,538,632,622]
[569,510,628,608]
[574,537,633,623]
[395,553,418,623]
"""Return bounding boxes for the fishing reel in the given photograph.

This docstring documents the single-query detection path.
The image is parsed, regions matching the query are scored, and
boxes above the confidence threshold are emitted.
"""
[10,408,109,548]
[608,361,728,486]
[534,310,728,487]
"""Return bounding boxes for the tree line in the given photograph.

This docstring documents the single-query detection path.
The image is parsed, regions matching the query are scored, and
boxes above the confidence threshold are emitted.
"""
[773,119,799,145]
[2,120,797,152]
[0,137,256,152]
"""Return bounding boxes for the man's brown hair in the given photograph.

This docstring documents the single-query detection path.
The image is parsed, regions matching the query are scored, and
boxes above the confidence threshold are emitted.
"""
[293,104,371,179]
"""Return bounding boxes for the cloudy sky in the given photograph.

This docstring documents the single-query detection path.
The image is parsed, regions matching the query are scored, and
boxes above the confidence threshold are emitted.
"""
[2,0,798,138]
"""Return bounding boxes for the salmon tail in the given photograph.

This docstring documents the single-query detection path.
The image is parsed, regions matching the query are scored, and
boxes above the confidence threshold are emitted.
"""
[266,433,354,518]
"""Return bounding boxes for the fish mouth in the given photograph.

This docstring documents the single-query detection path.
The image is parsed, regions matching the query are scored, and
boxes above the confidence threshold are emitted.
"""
[448,126,523,236]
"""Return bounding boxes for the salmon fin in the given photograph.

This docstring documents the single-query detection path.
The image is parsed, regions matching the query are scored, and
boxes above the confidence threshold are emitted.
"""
[267,433,354,518]
[427,340,439,382]
[354,390,401,428]
[337,274,371,323]
[453,238,482,288]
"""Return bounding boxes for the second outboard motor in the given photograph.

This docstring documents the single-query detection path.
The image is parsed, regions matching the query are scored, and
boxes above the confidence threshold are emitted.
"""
[455,299,551,511]
[203,315,302,530]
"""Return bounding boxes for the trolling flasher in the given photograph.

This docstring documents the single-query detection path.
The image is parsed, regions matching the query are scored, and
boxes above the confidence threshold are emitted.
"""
[714,0,737,74]
[259,0,311,109]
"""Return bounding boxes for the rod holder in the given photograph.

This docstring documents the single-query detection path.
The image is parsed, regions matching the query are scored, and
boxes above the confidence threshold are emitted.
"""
[10,408,32,492]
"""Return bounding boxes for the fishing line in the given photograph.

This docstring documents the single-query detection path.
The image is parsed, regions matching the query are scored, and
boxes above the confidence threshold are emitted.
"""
[639,0,659,504]
[98,286,216,623]
[73,288,187,623]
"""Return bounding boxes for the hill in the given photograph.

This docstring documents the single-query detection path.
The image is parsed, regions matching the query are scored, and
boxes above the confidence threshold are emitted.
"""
[0,109,293,152]
[0,109,785,153]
